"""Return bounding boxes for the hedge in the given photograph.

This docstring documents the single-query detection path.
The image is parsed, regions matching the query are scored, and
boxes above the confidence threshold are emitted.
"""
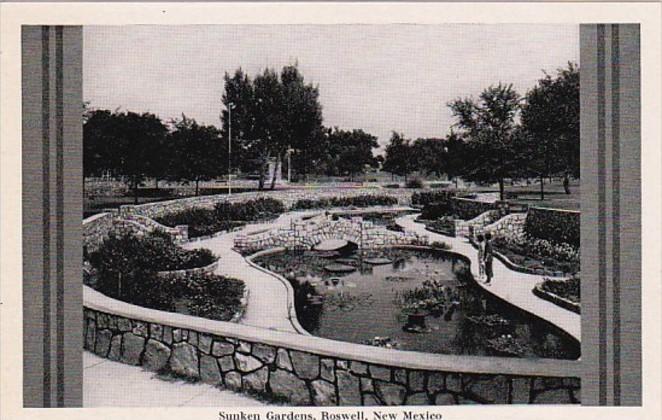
[291,195,398,210]
[411,190,456,206]
[155,197,285,238]
[524,207,580,248]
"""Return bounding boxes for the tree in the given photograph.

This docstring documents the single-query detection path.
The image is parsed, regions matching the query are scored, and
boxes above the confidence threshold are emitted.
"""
[443,130,467,188]
[220,64,324,189]
[521,62,580,194]
[382,132,415,181]
[411,137,447,178]
[169,115,223,196]
[448,83,521,200]
[325,127,379,180]
[83,109,168,203]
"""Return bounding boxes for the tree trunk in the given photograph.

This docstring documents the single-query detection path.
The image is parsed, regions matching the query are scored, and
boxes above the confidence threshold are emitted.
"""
[539,175,545,201]
[270,154,280,190]
[563,174,571,194]
[258,159,267,190]
[498,179,505,201]
[154,178,159,190]
[133,178,139,205]
[195,179,200,196]
[454,177,459,189]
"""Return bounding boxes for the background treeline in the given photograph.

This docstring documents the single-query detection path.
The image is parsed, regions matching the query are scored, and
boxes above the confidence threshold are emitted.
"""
[84,62,579,201]
[382,63,579,200]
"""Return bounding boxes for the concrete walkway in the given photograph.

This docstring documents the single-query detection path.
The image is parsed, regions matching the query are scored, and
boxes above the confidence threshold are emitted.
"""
[181,212,311,333]
[396,214,581,342]
[84,351,265,407]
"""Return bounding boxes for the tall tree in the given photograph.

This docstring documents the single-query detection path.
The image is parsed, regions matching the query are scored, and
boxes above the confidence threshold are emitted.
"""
[411,137,447,178]
[443,130,467,188]
[83,109,168,203]
[521,62,580,194]
[382,132,415,182]
[448,83,521,200]
[325,127,379,180]
[169,115,223,196]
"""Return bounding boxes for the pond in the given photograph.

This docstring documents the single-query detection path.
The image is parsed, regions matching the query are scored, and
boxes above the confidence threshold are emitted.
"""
[253,247,579,360]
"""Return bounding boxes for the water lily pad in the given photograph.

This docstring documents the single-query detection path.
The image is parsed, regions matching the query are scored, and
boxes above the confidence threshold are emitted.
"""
[323,263,357,273]
[335,258,357,265]
[364,257,392,265]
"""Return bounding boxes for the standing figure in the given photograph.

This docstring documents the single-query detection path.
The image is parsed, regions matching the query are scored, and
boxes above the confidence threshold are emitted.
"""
[476,234,485,280]
[483,232,494,285]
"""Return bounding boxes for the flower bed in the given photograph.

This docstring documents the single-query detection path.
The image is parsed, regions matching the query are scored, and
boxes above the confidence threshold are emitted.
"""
[533,276,581,314]
[492,233,580,275]
[291,194,398,210]
[422,216,457,237]
[154,197,285,238]
[86,231,245,322]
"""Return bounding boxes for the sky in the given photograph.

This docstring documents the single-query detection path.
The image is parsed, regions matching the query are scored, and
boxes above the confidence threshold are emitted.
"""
[83,24,579,150]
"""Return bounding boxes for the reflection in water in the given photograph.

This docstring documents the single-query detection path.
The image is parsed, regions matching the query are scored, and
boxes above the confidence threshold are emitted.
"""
[255,248,579,360]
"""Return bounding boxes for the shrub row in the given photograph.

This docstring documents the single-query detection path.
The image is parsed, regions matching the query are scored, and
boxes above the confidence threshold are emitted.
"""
[525,207,580,248]
[411,190,456,207]
[291,194,398,210]
[155,197,285,238]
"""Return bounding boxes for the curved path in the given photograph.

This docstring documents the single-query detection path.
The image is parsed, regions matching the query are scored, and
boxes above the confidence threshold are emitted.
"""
[396,213,581,342]
[182,211,314,334]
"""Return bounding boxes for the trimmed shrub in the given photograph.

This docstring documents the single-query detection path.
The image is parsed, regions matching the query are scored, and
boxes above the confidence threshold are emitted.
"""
[411,190,455,206]
[405,178,424,189]
[155,197,285,238]
[291,195,398,210]
[525,207,580,248]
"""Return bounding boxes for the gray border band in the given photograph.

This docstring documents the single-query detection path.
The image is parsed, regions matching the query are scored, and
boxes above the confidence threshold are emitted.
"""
[20,23,642,407]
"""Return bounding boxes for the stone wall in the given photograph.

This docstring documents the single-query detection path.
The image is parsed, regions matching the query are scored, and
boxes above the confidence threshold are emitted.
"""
[234,215,428,254]
[118,188,420,221]
[482,213,528,239]
[84,212,187,255]
[83,285,581,406]
[451,198,498,220]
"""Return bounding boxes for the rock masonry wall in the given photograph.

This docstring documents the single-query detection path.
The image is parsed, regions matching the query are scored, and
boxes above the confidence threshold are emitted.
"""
[234,216,428,254]
[83,306,580,405]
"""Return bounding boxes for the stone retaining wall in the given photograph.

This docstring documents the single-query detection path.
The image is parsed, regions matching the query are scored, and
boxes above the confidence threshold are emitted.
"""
[83,286,580,406]
[482,213,527,239]
[118,189,420,220]
[234,215,428,254]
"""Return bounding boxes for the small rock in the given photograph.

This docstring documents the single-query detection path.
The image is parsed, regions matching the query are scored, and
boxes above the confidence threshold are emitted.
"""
[337,370,361,406]
[290,351,320,380]
[269,369,311,405]
[311,380,337,406]
[170,342,199,378]
[406,392,430,405]
[218,355,235,372]
[108,335,122,361]
[149,324,163,341]
[434,393,456,405]
[121,333,145,366]
[350,361,368,376]
[362,394,382,406]
[276,349,293,371]
[224,371,242,390]
[212,341,235,357]
[200,354,222,384]
[320,359,336,382]
[243,366,269,393]
[374,381,406,405]
[252,343,276,363]
[94,329,112,357]
[235,353,263,373]
[143,339,171,372]
[237,341,252,354]
[369,365,391,382]
[198,334,213,354]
